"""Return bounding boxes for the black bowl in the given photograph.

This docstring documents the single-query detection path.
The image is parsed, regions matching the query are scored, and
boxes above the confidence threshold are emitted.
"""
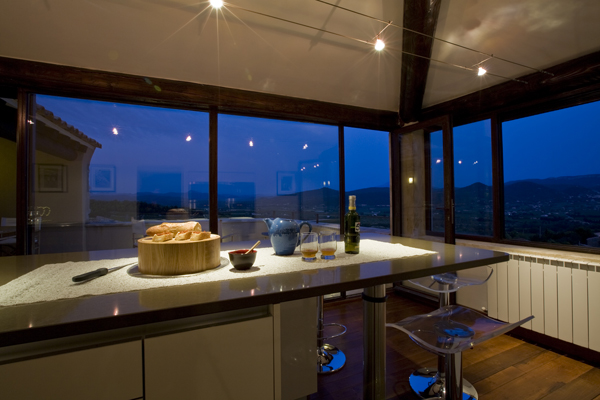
[228,249,257,270]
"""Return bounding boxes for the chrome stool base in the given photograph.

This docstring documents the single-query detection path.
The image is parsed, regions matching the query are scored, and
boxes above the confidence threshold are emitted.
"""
[317,343,346,374]
[410,367,477,400]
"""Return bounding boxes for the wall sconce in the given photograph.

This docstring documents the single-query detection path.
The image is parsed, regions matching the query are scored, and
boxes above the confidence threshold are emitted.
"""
[408,177,414,184]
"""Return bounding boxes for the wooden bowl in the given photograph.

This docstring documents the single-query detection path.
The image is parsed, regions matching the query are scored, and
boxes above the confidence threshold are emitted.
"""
[137,234,221,275]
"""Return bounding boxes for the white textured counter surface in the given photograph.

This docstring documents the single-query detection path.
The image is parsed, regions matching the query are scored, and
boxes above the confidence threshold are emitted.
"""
[0,240,435,307]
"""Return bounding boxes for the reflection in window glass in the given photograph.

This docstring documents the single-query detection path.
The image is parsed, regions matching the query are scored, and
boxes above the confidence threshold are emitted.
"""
[344,127,390,231]
[454,120,493,236]
[34,95,209,254]
[428,130,444,233]
[218,115,339,235]
[503,101,600,248]
[0,97,18,256]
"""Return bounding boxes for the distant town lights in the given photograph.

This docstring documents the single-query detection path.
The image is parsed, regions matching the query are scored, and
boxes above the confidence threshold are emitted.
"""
[303,144,308,150]
[112,128,119,135]
[249,140,254,147]
[186,135,192,142]
[436,159,441,164]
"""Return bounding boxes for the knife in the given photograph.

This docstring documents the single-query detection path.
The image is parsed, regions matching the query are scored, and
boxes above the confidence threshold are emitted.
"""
[72,262,136,283]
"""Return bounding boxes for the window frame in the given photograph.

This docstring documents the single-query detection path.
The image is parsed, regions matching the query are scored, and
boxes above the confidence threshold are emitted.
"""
[0,59,395,255]
[423,100,600,254]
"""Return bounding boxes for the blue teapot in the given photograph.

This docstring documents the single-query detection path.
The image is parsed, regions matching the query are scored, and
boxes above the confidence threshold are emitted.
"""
[264,218,312,256]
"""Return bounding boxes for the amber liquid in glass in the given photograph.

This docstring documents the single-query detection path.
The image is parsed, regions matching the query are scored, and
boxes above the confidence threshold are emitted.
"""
[320,248,336,256]
[302,251,318,259]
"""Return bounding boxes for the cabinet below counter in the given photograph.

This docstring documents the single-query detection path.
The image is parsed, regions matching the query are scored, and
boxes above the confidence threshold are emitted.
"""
[0,299,316,400]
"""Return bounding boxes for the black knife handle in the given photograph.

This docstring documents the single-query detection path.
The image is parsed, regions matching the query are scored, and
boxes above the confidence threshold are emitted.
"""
[72,268,108,283]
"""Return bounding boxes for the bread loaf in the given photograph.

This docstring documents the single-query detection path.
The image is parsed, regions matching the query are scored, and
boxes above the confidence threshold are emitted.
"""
[190,231,211,241]
[146,221,201,236]
[152,232,174,242]
[174,230,192,241]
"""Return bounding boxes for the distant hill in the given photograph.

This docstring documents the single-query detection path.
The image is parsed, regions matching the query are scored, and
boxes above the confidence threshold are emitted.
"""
[456,182,492,197]
[506,174,600,190]
[347,187,390,206]
[504,181,562,203]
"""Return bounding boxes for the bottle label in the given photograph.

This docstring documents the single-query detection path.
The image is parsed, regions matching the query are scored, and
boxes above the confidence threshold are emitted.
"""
[355,222,360,233]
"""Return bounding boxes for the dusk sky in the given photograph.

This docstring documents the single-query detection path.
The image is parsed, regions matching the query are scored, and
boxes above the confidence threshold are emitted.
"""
[37,95,389,196]
[37,94,599,195]
[431,100,600,188]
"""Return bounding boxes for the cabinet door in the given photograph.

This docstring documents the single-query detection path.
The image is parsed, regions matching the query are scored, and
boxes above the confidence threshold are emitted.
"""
[0,340,142,400]
[145,316,274,400]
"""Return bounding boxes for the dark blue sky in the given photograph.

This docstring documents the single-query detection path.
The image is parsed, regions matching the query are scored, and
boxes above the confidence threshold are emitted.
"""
[431,101,600,188]
[38,95,599,193]
[37,95,390,196]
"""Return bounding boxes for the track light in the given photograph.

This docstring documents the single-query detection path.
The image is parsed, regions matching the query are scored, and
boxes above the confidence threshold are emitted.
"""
[210,0,224,9]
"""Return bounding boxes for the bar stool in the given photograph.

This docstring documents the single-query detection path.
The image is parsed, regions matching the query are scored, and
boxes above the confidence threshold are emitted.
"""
[316,295,347,374]
[387,304,533,400]
[403,267,494,399]
[388,267,534,400]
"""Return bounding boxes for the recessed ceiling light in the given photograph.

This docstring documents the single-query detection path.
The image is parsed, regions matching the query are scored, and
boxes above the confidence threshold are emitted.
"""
[374,39,385,51]
[478,67,487,76]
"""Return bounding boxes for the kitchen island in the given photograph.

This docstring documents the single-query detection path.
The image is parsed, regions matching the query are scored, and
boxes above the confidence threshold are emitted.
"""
[0,234,508,400]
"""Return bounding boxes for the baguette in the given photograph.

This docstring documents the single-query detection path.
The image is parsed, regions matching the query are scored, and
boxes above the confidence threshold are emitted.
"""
[152,232,174,242]
[174,230,192,241]
[190,231,211,241]
[146,221,201,236]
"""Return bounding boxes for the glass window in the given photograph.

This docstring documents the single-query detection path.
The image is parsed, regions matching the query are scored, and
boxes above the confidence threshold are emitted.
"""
[344,127,390,231]
[503,101,600,248]
[428,130,444,233]
[34,95,209,254]
[218,115,339,240]
[0,97,17,256]
[454,120,493,236]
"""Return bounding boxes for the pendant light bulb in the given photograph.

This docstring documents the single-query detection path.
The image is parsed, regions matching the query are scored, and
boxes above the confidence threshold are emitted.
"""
[210,0,224,9]
[374,38,385,51]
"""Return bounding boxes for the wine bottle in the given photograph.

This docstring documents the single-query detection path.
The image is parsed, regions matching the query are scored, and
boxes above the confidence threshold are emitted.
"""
[344,195,360,254]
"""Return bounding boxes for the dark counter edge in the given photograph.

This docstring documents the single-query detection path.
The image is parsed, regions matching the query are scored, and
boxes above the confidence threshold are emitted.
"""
[0,251,509,348]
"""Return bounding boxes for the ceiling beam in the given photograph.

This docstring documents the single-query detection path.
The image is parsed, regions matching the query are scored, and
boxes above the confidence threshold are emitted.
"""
[420,50,600,125]
[0,56,398,130]
[398,0,442,126]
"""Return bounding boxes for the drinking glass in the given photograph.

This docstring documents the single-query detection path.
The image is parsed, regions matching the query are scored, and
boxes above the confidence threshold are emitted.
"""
[319,231,337,260]
[300,232,319,261]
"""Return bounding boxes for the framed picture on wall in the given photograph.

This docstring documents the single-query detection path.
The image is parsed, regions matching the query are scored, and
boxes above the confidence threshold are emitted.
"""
[37,164,67,193]
[90,165,116,192]
[277,171,297,195]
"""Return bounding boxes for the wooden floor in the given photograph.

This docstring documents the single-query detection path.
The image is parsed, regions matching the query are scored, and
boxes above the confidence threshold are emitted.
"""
[308,292,600,400]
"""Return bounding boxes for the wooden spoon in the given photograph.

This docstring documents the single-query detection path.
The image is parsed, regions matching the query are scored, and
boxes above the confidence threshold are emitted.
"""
[244,240,261,254]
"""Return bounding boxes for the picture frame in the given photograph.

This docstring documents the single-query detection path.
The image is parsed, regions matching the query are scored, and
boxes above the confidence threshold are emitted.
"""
[89,165,116,192]
[277,171,297,195]
[37,164,67,193]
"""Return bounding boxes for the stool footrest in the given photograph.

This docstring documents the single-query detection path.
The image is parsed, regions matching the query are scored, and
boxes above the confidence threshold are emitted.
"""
[317,322,347,341]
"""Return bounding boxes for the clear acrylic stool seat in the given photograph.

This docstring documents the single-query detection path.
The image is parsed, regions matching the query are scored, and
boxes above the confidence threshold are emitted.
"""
[404,266,494,399]
[387,304,533,400]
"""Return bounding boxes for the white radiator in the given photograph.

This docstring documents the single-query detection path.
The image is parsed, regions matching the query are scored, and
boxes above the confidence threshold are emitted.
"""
[486,255,600,352]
